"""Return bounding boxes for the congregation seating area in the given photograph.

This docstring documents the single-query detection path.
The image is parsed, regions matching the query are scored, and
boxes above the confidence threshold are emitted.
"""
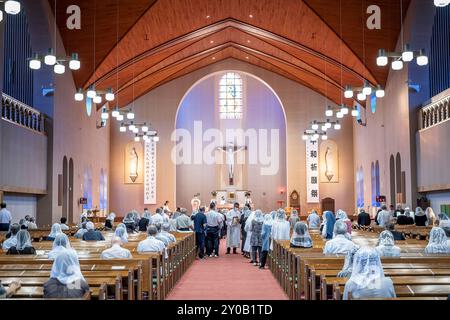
[0,229,196,300]
[269,228,450,300]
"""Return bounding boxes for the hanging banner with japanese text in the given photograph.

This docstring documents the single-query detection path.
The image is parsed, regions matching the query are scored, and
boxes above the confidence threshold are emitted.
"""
[306,138,320,203]
[144,140,157,204]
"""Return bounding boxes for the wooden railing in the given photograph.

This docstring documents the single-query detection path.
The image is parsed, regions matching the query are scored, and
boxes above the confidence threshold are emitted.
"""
[419,89,450,130]
[1,93,45,134]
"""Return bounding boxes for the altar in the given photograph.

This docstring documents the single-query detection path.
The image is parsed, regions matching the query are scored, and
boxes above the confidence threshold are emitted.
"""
[214,189,249,207]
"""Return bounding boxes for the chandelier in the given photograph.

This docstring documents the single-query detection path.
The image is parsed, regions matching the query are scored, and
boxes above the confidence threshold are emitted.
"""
[325,105,361,118]
[302,130,329,141]
[29,49,80,74]
[119,121,159,142]
[343,81,385,101]
[376,46,428,70]
[0,1,21,22]
[75,86,115,104]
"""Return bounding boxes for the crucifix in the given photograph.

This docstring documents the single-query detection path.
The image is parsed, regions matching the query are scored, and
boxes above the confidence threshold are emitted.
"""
[217,142,247,186]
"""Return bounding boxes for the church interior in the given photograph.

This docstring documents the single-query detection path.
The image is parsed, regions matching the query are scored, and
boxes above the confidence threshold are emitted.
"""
[0,0,450,302]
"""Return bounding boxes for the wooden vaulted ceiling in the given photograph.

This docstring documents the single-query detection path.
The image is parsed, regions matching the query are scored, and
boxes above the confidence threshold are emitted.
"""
[50,0,410,108]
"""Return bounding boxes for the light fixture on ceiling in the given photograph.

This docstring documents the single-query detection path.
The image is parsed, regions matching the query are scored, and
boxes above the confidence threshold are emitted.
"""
[311,121,319,131]
[351,107,360,117]
[93,95,102,104]
[334,121,341,130]
[340,105,349,115]
[345,81,384,102]
[249,14,253,18]
[377,44,428,70]
[111,108,120,118]
[29,53,41,70]
[434,0,450,7]
[54,63,65,75]
[362,81,372,96]
[74,88,84,101]
[3,1,21,15]
[325,106,333,117]
[127,111,135,120]
[357,92,366,101]
[375,85,385,98]
[29,48,81,74]
[74,86,116,104]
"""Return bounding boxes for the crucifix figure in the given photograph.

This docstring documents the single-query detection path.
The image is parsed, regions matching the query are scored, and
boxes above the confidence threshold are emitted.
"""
[217,142,247,186]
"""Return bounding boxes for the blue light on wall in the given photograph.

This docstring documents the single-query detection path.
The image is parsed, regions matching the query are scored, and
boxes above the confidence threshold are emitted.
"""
[370,94,377,114]
[85,97,92,117]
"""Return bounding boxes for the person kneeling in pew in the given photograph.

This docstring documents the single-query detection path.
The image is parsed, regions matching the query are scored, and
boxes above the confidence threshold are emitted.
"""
[44,250,90,299]
[343,248,396,300]
[375,231,401,257]
[6,230,36,255]
[49,233,77,260]
[101,236,132,259]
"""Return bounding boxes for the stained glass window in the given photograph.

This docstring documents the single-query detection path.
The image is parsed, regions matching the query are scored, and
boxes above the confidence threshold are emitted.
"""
[219,72,243,120]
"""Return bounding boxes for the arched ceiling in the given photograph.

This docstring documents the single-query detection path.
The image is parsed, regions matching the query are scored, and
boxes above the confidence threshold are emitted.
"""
[50,0,410,108]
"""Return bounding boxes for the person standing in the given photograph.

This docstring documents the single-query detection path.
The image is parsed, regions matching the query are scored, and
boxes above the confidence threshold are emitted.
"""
[357,208,371,227]
[240,208,251,256]
[192,206,207,259]
[270,209,290,249]
[176,208,193,231]
[250,210,264,266]
[0,203,12,232]
[259,214,273,269]
[226,203,241,254]
[376,205,392,228]
[205,202,223,258]
[289,210,300,229]
[307,210,321,229]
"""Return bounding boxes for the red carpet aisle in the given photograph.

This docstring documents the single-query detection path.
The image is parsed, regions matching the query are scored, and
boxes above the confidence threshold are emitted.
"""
[167,240,288,300]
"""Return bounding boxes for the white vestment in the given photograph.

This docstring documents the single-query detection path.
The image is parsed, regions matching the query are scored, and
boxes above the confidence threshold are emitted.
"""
[226,209,241,248]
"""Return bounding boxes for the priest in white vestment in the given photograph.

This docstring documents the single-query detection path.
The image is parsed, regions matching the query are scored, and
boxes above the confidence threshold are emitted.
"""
[226,203,241,254]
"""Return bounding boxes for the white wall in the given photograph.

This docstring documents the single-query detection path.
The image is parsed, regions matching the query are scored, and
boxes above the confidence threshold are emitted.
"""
[3,194,37,224]
[427,192,450,215]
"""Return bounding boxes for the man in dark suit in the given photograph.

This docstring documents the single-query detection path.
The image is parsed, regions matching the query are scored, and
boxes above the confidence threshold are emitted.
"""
[192,206,207,259]
[357,209,371,226]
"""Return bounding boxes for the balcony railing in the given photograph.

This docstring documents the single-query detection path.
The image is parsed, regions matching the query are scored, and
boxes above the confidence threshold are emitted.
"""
[419,89,450,131]
[1,93,45,134]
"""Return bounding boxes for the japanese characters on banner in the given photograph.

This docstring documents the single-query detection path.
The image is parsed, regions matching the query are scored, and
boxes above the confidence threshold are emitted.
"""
[306,138,320,203]
[144,140,157,204]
